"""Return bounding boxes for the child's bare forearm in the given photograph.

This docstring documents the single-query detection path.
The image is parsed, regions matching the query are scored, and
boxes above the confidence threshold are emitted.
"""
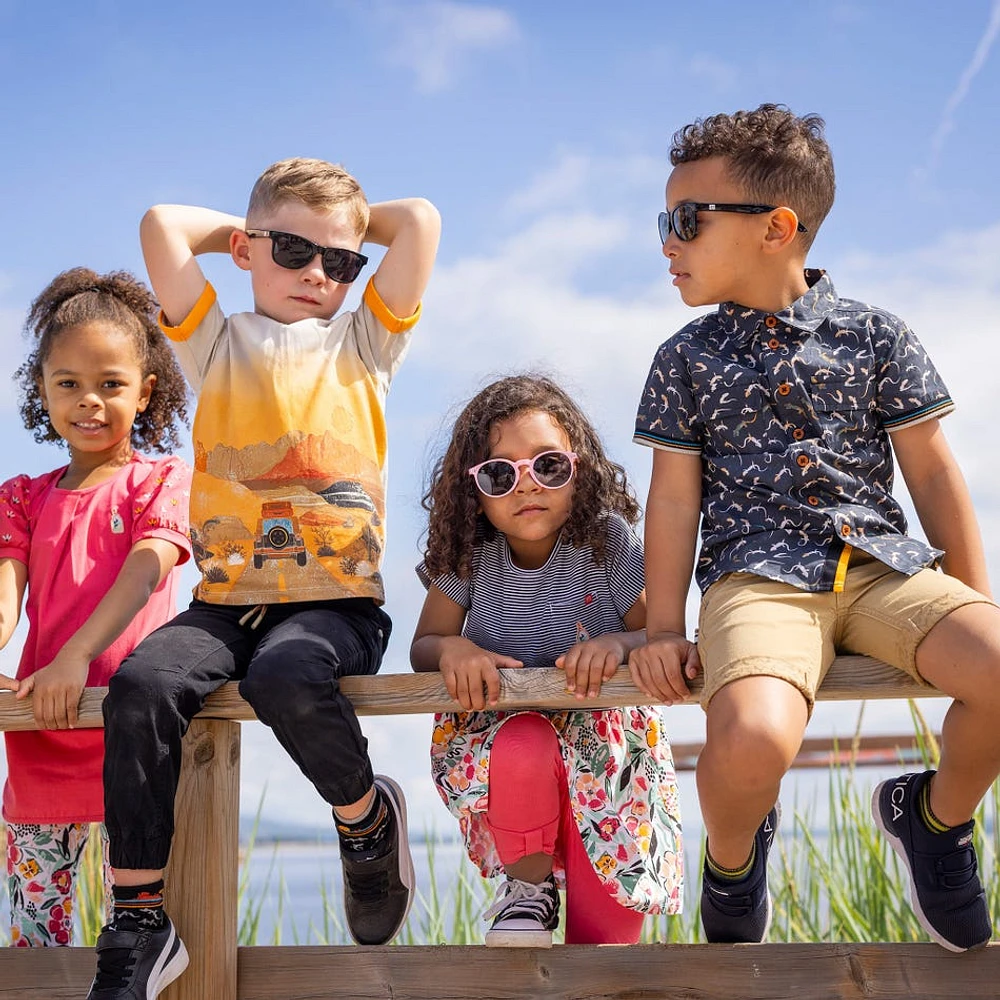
[58,540,180,664]
[366,199,441,319]
[365,199,441,248]
[142,205,244,257]
[410,633,470,672]
[0,559,27,651]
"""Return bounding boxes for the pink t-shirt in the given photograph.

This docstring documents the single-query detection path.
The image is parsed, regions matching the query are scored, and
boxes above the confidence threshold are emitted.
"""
[0,454,192,824]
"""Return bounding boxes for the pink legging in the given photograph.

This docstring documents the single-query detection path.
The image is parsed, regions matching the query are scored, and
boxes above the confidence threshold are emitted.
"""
[485,713,645,944]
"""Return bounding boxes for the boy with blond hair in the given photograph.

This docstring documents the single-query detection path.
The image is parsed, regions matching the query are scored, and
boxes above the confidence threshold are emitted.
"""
[631,104,1000,952]
[86,158,440,999]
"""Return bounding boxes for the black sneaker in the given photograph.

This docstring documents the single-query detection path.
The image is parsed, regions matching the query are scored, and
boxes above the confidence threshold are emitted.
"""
[701,804,779,943]
[339,774,414,945]
[872,770,992,952]
[484,874,560,947]
[86,915,188,999]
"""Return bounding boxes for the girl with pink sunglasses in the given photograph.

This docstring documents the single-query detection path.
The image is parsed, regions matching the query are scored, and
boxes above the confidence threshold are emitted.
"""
[411,374,683,947]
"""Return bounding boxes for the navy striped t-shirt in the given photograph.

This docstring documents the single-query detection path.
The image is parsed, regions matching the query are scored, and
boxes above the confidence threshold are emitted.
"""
[416,512,645,668]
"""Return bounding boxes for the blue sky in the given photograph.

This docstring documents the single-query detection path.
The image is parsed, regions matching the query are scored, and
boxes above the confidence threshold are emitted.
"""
[1,1,999,832]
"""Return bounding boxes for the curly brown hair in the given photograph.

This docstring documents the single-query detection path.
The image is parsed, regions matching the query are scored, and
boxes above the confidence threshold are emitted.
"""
[15,267,189,453]
[422,374,640,579]
[670,103,835,251]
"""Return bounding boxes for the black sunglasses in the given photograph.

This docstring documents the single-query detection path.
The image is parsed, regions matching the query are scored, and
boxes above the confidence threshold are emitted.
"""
[245,229,368,284]
[658,203,808,244]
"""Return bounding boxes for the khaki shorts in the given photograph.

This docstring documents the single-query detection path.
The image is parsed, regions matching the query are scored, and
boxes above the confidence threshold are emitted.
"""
[696,551,994,710]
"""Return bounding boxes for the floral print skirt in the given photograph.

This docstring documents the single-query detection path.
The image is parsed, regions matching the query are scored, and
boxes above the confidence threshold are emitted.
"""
[430,707,684,914]
[5,822,112,946]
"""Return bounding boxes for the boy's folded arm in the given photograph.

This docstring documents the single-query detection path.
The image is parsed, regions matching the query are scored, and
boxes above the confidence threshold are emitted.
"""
[141,204,244,327]
[365,198,441,320]
[892,418,992,597]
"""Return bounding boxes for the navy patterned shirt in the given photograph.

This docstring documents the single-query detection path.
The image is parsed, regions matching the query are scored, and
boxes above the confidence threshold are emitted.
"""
[634,270,955,593]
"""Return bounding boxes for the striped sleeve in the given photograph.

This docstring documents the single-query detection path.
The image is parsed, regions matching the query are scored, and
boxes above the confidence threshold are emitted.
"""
[603,514,646,619]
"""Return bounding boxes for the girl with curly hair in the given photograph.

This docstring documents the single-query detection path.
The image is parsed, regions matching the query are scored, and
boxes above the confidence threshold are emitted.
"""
[411,374,683,947]
[0,267,192,946]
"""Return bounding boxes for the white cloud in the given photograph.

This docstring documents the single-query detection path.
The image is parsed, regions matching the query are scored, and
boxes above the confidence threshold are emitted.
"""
[378,1,520,94]
[916,0,1000,183]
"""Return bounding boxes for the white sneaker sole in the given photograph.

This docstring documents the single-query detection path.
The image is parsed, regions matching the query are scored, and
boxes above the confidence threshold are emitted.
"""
[147,925,189,999]
[374,773,415,941]
[485,927,554,948]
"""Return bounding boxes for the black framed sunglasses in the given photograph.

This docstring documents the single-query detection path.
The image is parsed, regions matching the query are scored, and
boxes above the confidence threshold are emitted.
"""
[467,450,578,498]
[657,203,808,244]
[245,229,369,284]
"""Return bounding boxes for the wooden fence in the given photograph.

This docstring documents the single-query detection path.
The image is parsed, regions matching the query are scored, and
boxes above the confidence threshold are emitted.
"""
[1,655,997,999]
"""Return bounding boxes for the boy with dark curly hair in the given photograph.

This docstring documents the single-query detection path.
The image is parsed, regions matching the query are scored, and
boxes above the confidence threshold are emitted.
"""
[632,103,1000,951]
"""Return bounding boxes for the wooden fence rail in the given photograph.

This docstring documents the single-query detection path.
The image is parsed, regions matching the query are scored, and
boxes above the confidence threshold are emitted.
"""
[1,656,997,1000]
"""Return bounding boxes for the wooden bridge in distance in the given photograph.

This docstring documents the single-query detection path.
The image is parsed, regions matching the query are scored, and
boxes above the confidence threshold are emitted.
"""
[1,655,998,999]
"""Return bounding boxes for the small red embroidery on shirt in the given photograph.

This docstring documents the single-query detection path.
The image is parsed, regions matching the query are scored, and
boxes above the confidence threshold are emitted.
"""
[584,593,594,604]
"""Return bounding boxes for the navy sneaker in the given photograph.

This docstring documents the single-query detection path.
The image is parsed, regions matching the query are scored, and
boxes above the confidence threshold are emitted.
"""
[484,874,560,947]
[86,914,188,999]
[872,770,992,952]
[340,774,415,945]
[701,804,779,943]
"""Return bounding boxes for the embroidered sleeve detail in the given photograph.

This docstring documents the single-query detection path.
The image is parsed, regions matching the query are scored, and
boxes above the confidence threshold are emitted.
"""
[130,457,194,562]
[363,278,422,334]
[0,475,34,560]
[158,283,218,342]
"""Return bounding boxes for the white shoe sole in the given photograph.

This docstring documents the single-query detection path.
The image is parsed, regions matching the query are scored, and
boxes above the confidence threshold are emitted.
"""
[148,925,189,999]
[485,927,554,948]
[374,773,415,941]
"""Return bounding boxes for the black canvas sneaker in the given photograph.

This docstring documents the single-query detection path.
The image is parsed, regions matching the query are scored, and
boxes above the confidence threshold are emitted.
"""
[484,874,560,947]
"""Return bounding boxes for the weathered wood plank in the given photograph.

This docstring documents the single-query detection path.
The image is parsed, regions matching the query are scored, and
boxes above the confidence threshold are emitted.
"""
[0,655,942,732]
[163,718,240,1000]
[3,943,995,1000]
[234,943,1000,1000]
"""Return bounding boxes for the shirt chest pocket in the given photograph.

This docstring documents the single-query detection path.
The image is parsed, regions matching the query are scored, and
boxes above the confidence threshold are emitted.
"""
[695,372,770,447]
[809,376,871,413]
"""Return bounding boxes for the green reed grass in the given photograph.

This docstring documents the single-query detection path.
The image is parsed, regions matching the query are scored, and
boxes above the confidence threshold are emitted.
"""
[2,703,998,947]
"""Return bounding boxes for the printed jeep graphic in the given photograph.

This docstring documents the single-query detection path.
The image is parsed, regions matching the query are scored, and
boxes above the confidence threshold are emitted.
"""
[253,501,307,569]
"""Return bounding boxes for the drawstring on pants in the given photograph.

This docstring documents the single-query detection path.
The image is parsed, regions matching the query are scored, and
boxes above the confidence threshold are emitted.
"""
[238,604,269,630]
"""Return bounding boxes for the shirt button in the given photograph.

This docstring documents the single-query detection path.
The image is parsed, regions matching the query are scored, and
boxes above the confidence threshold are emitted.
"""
[764,315,778,328]
[792,428,805,440]
[777,383,791,396]
[797,454,810,468]
[768,337,780,349]
[841,524,852,536]
[807,496,819,506]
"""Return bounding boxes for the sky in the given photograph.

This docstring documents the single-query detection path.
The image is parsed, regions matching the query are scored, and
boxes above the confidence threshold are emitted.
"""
[0,0,999,837]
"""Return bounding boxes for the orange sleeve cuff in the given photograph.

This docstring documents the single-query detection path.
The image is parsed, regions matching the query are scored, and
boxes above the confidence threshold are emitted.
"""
[363,278,421,334]
[158,282,217,342]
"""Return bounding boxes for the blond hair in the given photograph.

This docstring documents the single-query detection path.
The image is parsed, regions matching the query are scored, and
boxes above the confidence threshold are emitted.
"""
[246,157,369,236]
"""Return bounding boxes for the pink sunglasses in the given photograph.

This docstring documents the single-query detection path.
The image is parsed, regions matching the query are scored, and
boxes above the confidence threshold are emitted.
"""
[468,450,578,498]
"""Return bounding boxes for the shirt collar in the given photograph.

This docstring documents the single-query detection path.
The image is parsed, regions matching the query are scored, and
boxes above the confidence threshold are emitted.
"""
[715,269,837,343]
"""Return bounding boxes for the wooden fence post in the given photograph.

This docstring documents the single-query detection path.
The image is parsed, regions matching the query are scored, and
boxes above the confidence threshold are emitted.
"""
[162,717,241,1000]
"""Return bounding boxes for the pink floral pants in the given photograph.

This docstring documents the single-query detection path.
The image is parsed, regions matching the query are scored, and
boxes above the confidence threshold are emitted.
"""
[5,822,112,946]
